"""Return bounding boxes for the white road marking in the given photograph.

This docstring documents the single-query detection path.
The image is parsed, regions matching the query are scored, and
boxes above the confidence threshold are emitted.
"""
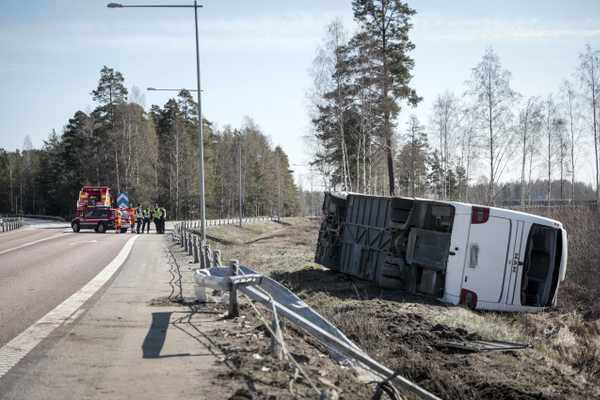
[0,235,138,379]
[0,233,67,256]
[68,240,98,246]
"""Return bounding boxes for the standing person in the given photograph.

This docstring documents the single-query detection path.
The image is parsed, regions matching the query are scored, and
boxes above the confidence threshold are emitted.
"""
[153,204,162,234]
[135,204,143,234]
[115,209,122,234]
[159,206,167,234]
[142,206,151,234]
[129,207,136,233]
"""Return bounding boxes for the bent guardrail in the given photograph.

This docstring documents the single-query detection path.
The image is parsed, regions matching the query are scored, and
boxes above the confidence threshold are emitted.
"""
[169,217,441,400]
[0,216,24,233]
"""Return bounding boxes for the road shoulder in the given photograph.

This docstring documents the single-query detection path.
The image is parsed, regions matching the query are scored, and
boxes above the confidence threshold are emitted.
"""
[0,234,229,400]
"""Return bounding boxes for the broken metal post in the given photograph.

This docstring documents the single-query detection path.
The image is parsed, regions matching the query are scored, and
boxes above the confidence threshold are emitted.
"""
[228,259,240,318]
[270,301,284,360]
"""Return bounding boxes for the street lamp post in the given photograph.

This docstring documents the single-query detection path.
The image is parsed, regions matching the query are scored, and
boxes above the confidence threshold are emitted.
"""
[237,133,243,227]
[147,87,199,92]
[108,1,207,242]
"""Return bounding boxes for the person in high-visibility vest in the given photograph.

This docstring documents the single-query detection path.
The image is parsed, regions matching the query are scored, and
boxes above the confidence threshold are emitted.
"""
[142,206,151,233]
[129,207,136,233]
[135,204,143,234]
[115,209,122,234]
[153,204,162,234]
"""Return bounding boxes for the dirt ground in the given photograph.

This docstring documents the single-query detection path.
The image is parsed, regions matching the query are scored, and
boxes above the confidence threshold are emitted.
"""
[180,217,600,400]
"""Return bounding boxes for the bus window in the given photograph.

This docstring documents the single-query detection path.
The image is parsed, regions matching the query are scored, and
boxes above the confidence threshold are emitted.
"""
[521,224,562,307]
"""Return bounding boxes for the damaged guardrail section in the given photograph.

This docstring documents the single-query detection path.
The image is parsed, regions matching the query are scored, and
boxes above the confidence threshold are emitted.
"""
[173,217,441,399]
[0,216,24,233]
[192,262,442,400]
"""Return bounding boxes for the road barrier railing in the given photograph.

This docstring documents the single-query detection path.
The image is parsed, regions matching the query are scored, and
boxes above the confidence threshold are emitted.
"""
[172,216,277,268]
[0,216,24,233]
[169,216,441,400]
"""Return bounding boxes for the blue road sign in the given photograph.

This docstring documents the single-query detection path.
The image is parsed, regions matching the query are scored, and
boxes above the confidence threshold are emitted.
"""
[117,192,129,209]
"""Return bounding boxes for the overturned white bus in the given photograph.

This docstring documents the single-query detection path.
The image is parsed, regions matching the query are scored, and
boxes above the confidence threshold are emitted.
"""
[315,192,568,312]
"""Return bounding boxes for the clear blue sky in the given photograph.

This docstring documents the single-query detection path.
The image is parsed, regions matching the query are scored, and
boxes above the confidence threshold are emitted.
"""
[1,0,599,185]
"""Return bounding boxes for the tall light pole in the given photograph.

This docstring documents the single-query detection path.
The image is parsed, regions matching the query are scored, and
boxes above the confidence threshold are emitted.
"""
[147,87,199,93]
[108,1,207,242]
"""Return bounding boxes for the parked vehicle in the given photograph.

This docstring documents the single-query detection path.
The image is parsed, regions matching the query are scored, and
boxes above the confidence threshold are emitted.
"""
[71,186,131,233]
[71,206,116,233]
[315,192,568,312]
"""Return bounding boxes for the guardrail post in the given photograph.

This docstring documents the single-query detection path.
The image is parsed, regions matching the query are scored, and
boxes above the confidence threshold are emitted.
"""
[228,259,240,318]
[183,229,188,251]
[270,301,284,360]
[187,233,193,256]
[193,235,199,263]
[213,250,222,267]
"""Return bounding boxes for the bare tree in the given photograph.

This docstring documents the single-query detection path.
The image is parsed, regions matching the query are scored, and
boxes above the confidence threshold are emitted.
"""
[518,97,543,205]
[309,19,354,191]
[466,48,518,204]
[560,80,581,202]
[544,96,557,201]
[430,92,460,200]
[578,45,600,201]
[457,107,480,202]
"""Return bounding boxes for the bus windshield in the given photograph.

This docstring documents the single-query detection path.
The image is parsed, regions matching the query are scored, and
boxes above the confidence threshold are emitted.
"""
[521,224,562,307]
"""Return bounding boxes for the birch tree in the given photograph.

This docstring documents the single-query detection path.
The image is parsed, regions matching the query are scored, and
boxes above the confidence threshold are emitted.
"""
[518,97,543,205]
[466,48,518,204]
[430,92,460,200]
[577,45,600,201]
[560,80,581,201]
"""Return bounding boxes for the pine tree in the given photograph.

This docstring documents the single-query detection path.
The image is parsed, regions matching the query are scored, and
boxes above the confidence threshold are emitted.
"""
[352,0,421,195]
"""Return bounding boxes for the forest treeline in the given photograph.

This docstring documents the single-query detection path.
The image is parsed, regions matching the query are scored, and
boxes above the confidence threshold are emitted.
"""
[308,0,600,205]
[0,66,300,219]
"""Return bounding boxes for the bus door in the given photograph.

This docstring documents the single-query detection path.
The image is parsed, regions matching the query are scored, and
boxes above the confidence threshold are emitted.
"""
[504,220,527,305]
[461,215,511,304]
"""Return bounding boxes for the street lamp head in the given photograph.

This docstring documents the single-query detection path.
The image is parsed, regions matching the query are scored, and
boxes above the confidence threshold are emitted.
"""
[107,3,123,8]
[147,87,156,91]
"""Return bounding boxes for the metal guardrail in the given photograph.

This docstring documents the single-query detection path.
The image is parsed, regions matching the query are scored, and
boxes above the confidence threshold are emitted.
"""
[192,263,441,400]
[0,216,24,233]
[170,217,441,400]
[173,216,277,267]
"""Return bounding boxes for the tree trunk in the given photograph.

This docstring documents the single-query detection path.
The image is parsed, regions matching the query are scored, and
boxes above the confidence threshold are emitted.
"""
[592,57,599,202]
[520,105,529,206]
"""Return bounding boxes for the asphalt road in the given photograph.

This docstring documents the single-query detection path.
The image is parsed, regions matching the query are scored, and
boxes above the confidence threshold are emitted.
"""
[0,220,229,400]
[0,223,134,347]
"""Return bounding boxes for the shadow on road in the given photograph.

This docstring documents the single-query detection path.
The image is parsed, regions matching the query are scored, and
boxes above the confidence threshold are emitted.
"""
[142,311,193,359]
